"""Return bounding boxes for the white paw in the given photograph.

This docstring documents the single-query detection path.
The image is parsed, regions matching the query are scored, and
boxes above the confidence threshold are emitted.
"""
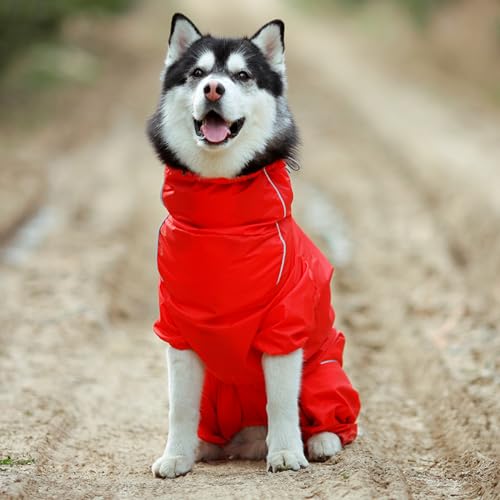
[307,432,342,462]
[267,449,309,472]
[152,454,194,479]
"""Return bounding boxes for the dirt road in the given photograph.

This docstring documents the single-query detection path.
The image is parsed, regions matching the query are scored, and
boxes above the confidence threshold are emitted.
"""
[1,0,498,498]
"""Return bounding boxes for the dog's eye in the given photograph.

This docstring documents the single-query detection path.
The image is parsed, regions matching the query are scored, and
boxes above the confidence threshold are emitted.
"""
[236,71,251,82]
[192,68,205,78]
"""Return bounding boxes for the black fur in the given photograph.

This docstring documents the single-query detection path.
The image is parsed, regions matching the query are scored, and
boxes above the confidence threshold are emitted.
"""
[162,37,284,97]
[240,125,299,176]
[147,16,299,175]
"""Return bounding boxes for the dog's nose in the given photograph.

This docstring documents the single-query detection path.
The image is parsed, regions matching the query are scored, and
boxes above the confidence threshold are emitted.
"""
[204,81,225,102]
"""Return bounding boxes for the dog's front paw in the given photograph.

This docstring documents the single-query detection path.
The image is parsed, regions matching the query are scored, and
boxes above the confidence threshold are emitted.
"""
[267,449,308,472]
[152,454,194,479]
[307,432,342,462]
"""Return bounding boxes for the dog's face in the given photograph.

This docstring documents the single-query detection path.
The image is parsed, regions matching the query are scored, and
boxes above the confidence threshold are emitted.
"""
[148,14,297,178]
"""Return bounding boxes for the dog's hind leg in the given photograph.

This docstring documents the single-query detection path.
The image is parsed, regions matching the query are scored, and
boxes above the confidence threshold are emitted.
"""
[152,346,204,479]
[307,432,342,462]
[262,349,309,472]
[196,441,226,462]
[224,426,268,460]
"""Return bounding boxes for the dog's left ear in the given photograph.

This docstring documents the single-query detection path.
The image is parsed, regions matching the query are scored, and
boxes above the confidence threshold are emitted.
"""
[251,20,285,73]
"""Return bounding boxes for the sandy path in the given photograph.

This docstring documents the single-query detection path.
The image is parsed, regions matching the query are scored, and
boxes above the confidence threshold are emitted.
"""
[1,0,498,498]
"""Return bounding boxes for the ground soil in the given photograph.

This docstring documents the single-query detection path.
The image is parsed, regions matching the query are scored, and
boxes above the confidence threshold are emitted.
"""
[0,0,498,498]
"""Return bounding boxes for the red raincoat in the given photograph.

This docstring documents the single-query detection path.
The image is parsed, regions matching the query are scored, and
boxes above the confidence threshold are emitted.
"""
[154,160,360,446]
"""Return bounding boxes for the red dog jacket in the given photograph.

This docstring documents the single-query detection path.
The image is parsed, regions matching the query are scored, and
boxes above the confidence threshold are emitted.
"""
[154,160,360,446]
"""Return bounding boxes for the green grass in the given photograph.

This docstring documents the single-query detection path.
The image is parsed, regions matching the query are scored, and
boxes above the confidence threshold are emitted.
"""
[0,456,35,466]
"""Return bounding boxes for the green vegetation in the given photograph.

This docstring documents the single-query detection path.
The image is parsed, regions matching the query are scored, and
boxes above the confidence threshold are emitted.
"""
[0,456,35,466]
[8,43,100,92]
[390,0,456,26]
[323,0,457,26]
[0,0,134,71]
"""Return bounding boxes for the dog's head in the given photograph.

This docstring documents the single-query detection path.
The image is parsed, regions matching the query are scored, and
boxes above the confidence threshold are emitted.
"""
[147,13,298,178]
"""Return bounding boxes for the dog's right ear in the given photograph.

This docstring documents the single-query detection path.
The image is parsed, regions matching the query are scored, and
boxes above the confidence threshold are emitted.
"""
[164,13,202,69]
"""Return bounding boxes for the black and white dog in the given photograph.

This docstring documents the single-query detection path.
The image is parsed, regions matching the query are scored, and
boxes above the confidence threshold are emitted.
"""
[147,13,359,479]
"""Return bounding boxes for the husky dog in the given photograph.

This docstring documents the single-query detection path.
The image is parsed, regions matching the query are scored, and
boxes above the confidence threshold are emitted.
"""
[148,14,360,479]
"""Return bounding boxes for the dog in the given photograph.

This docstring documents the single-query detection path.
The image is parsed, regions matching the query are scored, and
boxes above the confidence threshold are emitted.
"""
[147,13,360,479]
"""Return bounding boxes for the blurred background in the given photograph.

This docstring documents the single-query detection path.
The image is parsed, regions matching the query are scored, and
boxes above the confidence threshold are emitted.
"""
[1,0,499,498]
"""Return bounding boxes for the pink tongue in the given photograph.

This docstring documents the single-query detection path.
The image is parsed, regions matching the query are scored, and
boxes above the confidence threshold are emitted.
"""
[201,116,230,143]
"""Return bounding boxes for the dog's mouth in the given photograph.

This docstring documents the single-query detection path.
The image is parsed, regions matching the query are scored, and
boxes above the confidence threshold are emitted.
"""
[194,111,245,145]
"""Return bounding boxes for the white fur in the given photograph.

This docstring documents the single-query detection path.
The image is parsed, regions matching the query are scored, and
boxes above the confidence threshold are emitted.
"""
[226,53,247,74]
[152,347,204,478]
[165,18,201,68]
[160,82,278,178]
[262,349,309,472]
[192,75,243,123]
[307,432,342,462]
[196,51,215,73]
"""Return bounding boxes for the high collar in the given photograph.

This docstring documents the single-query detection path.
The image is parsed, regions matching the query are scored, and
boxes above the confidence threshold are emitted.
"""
[161,160,292,229]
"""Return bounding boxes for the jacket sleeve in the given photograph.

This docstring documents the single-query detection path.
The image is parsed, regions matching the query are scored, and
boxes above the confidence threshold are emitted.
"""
[153,279,191,350]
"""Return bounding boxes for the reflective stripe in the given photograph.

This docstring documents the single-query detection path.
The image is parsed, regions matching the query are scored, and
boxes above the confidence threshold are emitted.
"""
[320,359,338,365]
[263,167,286,218]
[263,167,287,285]
[275,222,286,285]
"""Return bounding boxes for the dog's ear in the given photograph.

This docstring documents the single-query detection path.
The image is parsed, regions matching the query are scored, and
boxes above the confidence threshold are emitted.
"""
[251,20,285,73]
[164,13,202,68]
